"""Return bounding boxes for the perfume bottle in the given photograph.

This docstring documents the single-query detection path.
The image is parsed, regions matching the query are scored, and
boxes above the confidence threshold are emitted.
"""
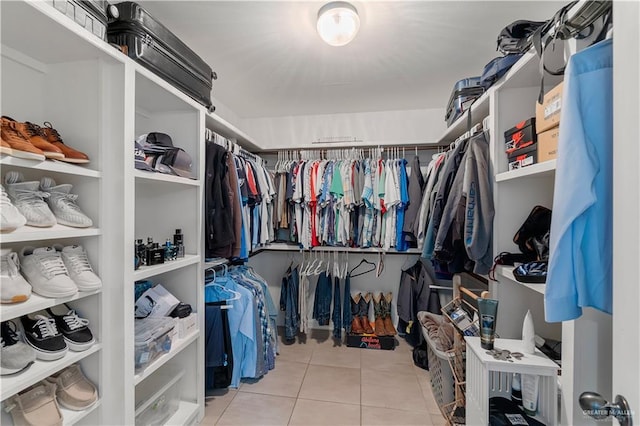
[146,242,165,265]
[136,239,146,267]
[173,229,185,258]
[164,238,175,261]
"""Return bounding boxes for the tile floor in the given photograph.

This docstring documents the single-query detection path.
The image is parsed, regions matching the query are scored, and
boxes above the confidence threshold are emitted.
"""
[201,330,447,425]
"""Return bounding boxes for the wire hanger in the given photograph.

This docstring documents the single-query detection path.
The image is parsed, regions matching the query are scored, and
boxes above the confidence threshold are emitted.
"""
[349,258,376,278]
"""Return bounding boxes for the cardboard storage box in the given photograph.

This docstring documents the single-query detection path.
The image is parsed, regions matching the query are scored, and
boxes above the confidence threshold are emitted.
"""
[538,127,560,163]
[508,144,537,171]
[536,82,563,133]
[346,333,396,350]
[504,117,536,155]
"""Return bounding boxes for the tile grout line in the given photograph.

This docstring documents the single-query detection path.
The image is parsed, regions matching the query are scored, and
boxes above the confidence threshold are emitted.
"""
[212,390,238,426]
[287,347,313,425]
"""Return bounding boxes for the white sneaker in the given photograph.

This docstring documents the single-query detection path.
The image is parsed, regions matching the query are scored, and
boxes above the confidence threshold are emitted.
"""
[19,247,77,298]
[54,245,101,291]
[0,249,32,304]
[0,185,27,232]
[40,177,92,228]
[4,172,56,227]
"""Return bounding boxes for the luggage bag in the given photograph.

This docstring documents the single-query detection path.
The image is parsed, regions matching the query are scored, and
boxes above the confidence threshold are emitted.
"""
[107,1,216,112]
[445,77,485,127]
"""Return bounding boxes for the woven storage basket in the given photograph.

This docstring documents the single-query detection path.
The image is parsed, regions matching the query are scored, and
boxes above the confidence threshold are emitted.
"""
[420,323,456,414]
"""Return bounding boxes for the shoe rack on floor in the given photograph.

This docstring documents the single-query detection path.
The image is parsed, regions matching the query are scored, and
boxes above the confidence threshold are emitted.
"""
[0,1,261,424]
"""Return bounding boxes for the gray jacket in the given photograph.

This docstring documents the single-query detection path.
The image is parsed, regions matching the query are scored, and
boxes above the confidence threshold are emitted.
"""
[402,156,424,240]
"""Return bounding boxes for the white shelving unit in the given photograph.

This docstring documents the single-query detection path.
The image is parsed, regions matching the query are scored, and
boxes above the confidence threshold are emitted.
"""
[1,1,262,424]
[495,265,546,296]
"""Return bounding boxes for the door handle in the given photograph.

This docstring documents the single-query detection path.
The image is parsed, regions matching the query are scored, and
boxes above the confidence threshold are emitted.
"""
[579,392,633,426]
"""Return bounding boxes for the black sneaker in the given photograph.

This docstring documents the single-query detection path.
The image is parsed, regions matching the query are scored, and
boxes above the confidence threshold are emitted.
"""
[21,311,67,361]
[47,304,95,351]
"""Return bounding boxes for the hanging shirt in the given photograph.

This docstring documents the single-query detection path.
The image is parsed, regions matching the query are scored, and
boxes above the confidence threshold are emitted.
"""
[545,39,613,322]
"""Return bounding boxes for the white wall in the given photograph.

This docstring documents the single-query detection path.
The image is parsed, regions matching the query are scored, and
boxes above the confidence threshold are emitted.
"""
[240,108,446,150]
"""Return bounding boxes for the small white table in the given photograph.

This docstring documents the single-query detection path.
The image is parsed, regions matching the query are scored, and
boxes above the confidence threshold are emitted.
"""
[465,337,559,426]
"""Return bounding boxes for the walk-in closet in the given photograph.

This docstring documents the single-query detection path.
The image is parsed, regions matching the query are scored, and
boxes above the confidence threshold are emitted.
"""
[1,1,638,425]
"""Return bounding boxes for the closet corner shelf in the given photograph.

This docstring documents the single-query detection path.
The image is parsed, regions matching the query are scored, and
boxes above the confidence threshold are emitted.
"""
[205,112,262,153]
[495,159,556,182]
[62,399,102,426]
[437,89,492,145]
[0,156,101,178]
[133,254,201,280]
[165,401,200,426]
[252,243,422,255]
[0,225,101,244]
[0,289,101,323]
[134,329,199,386]
[0,344,102,401]
[134,170,201,187]
[496,265,546,295]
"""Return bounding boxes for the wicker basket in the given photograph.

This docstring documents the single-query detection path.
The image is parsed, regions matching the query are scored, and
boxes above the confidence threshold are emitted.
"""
[421,323,456,416]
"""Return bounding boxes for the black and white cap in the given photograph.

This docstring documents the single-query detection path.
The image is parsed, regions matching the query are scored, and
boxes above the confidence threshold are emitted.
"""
[134,142,154,172]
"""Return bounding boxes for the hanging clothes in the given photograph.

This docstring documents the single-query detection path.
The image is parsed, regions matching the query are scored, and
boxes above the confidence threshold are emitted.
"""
[545,39,613,322]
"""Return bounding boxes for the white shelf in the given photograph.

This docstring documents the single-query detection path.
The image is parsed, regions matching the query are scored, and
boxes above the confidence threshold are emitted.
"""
[134,330,199,386]
[206,112,262,153]
[62,399,102,426]
[466,337,559,374]
[166,401,200,426]
[0,225,101,244]
[0,156,101,178]
[0,289,101,323]
[134,254,201,280]
[437,88,492,145]
[252,242,422,255]
[496,265,546,296]
[495,160,557,182]
[134,170,201,187]
[0,344,101,400]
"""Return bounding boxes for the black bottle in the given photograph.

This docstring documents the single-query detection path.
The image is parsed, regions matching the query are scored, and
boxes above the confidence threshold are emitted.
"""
[173,229,185,258]
[146,242,165,265]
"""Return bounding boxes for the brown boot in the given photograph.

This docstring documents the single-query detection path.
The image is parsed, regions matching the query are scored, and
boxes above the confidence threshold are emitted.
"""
[382,292,397,336]
[350,293,364,334]
[373,293,388,336]
[359,293,374,334]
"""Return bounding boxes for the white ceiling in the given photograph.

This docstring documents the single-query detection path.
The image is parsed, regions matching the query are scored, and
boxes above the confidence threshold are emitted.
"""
[136,1,563,119]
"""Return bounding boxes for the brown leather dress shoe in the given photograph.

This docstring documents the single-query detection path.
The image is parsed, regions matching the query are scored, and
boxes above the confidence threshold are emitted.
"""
[41,122,90,164]
[23,122,65,160]
[0,117,45,161]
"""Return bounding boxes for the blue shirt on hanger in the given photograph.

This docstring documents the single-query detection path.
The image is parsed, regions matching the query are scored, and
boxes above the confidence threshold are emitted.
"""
[545,39,613,322]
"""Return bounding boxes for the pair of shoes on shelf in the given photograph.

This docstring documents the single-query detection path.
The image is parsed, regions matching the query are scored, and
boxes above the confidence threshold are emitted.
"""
[3,172,92,229]
[18,245,102,298]
[5,364,98,425]
[20,303,95,361]
[0,116,89,164]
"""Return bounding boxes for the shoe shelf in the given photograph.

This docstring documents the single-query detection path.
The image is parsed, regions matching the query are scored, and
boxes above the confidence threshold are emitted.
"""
[496,265,546,296]
[165,401,199,426]
[133,254,201,281]
[0,344,101,400]
[495,159,557,183]
[0,225,101,244]
[134,329,199,386]
[134,170,201,187]
[0,289,101,323]
[0,157,101,179]
[61,399,102,426]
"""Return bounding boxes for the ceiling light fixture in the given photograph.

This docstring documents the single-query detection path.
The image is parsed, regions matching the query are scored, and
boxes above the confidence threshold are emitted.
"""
[317,2,360,47]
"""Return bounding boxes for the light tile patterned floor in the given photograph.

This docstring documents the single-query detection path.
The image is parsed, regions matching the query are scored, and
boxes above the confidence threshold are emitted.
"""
[201,330,447,425]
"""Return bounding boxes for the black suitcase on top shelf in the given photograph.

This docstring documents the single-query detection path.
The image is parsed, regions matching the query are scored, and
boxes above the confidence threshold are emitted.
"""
[445,77,485,127]
[107,1,216,112]
[51,0,117,40]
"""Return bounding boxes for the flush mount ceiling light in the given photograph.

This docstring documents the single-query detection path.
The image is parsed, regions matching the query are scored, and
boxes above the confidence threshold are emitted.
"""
[317,2,360,47]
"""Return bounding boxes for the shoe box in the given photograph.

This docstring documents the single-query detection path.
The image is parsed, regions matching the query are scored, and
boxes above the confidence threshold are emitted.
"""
[536,81,564,134]
[346,333,396,350]
[508,144,537,171]
[504,117,536,156]
[537,126,560,163]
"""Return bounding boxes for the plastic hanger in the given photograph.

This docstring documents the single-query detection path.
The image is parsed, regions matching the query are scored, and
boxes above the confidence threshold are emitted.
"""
[349,258,377,278]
